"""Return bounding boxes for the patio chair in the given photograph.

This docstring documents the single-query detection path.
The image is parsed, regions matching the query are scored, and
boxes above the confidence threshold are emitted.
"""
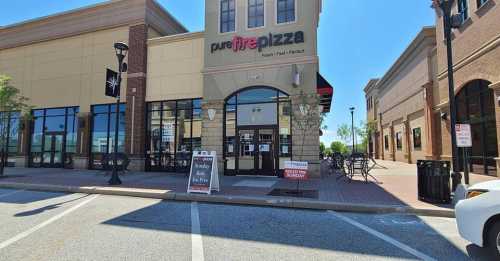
[335,153,350,181]
[347,153,369,183]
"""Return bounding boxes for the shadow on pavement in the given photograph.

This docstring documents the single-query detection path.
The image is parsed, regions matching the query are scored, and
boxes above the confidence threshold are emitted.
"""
[102,200,470,259]
[14,194,90,217]
[0,189,68,205]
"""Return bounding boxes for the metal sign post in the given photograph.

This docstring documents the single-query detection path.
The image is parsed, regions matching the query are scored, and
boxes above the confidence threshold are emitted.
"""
[456,124,472,185]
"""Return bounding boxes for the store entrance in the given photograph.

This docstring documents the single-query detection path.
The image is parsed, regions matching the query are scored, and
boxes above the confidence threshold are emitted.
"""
[237,127,277,176]
[42,132,64,168]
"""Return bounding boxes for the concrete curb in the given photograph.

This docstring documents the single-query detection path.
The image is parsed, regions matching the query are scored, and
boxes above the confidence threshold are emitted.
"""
[0,182,455,218]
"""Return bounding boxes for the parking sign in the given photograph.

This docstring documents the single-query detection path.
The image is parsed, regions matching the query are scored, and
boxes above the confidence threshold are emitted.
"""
[456,124,472,148]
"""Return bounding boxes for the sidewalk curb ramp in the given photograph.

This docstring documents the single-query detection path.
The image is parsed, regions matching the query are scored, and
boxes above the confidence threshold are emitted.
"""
[0,182,455,218]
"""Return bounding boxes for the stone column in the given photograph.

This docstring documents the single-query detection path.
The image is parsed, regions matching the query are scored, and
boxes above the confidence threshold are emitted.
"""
[291,94,321,178]
[379,113,384,160]
[125,24,148,171]
[489,81,500,177]
[201,100,224,175]
[403,118,412,164]
[73,112,91,169]
[15,117,31,167]
[423,82,437,160]
[390,124,396,161]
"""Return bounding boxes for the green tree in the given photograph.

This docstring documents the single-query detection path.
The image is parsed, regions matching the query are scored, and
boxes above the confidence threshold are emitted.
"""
[0,75,31,176]
[337,124,352,145]
[324,147,332,157]
[293,90,323,161]
[330,141,348,154]
[320,142,326,155]
[355,120,377,153]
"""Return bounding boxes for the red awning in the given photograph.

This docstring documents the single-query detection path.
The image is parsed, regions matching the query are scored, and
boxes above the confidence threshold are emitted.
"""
[317,73,333,112]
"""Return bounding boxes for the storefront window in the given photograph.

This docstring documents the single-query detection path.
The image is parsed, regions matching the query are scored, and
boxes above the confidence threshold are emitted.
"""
[146,98,202,173]
[412,128,422,150]
[396,132,403,151]
[0,112,21,164]
[30,107,79,168]
[90,104,126,169]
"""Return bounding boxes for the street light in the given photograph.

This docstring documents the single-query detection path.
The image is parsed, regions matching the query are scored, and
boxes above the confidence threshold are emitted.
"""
[350,107,355,153]
[108,42,129,186]
[434,0,464,188]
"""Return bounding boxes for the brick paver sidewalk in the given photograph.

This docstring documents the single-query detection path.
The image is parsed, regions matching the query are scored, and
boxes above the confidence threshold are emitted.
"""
[0,160,496,211]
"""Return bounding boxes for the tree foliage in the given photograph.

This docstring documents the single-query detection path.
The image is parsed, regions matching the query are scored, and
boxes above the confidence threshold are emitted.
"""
[0,75,31,175]
[330,141,348,154]
[336,123,352,144]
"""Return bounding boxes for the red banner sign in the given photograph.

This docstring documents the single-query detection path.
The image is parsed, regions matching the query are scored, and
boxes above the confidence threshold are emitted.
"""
[284,161,308,180]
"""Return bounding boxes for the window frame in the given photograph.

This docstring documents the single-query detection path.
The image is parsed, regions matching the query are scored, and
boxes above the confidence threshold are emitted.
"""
[246,0,266,30]
[276,0,297,25]
[219,0,237,34]
[145,98,202,173]
[412,127,422,150]
[457,0,469,22]
[477,0,489,8]
[396,132,403,151]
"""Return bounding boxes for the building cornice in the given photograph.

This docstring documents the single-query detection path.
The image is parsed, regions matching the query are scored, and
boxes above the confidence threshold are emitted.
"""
[376,27,436,91]
[363,79,380,94]
[148,31,204,45]
[0,0,187,51]
[437,32,500,80]
[202,56,319,75]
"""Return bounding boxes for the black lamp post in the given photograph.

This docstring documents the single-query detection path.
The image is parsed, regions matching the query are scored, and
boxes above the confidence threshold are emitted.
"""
[350,107,355,153]
[108,42,128,185]
[435,0,463,189]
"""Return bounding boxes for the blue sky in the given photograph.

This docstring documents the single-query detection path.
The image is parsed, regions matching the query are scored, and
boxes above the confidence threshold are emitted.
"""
[0,0,435,145]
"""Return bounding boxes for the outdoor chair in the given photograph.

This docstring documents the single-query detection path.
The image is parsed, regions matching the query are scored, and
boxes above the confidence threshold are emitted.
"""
[345,153,369,183]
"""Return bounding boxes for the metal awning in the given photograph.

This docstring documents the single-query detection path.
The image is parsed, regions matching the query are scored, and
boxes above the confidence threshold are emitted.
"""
[317,73,333,113]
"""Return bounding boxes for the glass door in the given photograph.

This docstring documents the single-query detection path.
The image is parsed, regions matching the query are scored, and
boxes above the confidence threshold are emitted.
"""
[238,129,256,175]
[257,129,276,176]
[236,128,277,176]
[42,132,64,168]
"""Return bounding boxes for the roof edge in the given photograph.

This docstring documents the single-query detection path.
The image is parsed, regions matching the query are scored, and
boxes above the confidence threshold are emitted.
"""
[376,26,436,90]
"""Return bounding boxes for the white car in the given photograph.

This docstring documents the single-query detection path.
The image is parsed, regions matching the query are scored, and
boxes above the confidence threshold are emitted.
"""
[456,180,500,259]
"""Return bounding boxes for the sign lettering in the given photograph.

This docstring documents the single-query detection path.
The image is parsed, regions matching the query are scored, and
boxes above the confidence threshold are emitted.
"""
[211,31,305,53]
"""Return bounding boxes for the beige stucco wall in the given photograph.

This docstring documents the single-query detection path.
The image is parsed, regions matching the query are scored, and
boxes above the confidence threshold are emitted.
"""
[201,0,322,176]
[146,33,204,101]
[0,26,129,112]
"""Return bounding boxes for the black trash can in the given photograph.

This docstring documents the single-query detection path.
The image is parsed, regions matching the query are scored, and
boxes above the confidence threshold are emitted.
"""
[417,160,451,204]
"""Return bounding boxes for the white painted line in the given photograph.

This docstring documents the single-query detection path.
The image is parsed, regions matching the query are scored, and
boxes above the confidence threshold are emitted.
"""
[191,202,205,261]
[0,189,25,199]
[0,194,99,250]
[328,211,437,261]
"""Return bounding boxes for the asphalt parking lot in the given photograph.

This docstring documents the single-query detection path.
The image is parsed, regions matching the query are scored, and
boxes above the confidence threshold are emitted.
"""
[0,188,493,260]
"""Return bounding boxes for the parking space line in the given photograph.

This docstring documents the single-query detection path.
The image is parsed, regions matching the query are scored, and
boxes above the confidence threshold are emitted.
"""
[0,189,25,199]
[0,194,99,250]
[328,211,437,261]
[191,202,205,261]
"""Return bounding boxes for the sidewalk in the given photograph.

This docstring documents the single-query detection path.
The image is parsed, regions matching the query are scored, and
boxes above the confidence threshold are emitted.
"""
[0,160,496,217]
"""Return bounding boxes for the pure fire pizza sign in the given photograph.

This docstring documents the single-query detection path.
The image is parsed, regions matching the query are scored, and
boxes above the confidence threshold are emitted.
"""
[210,31,305,53]
[284,161,308,180]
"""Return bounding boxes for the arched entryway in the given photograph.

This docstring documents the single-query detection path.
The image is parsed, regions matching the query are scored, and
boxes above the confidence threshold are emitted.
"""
[223,87,291,177]
[456,79,498,175]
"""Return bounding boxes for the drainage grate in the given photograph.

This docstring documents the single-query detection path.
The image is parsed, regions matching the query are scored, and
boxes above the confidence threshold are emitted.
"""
[268,189,318,199]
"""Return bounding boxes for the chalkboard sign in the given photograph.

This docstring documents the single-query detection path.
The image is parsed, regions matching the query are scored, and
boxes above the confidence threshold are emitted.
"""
[187,151,220,194]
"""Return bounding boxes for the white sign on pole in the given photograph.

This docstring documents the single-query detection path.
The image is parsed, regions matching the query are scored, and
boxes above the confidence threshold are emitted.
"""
[456,124,472,148]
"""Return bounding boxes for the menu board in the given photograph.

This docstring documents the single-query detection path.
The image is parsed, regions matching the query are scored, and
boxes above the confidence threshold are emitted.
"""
[187,152,220,194]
